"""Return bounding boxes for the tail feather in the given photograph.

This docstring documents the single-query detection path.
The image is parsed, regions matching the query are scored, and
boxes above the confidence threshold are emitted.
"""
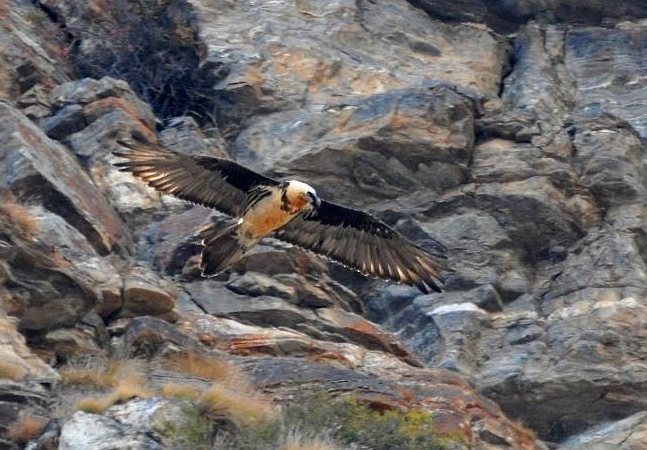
[198,224,246,277]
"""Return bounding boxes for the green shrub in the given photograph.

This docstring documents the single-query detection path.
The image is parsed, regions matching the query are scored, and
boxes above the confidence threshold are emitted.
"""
[281,393,465,450]
[158,406,214,450]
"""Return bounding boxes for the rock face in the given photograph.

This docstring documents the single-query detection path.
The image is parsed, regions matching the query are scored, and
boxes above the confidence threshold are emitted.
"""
[59,410,162,450]
[408,0,647,33]
[560,411,647,450]
[0,102,131,255]
[0,0,646,449]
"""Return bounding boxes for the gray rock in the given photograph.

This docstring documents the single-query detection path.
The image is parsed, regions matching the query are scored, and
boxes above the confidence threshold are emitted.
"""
[226,272,298,302]
[0,0,69,103]
[560,411,647,450]
[26,205,123,324]
[0,380,49,447]
[565,22,647,139]
[106,397,214,449]
[571,114,647,206]
[121,316,204,358]
[120,267,176,318]
[44,77,168,223]
[0,310,59,382]
[0,102,131,255]
[49,77,150,113]
[542,230,647,316]
[502,23,577,127]
[191,0,506,131]
[409,0,647,32]
[59,411,161,450]
[235,88,476,206]
[416,209,532,296]
[16,85,52,121]
[0,203,101,332]
[471,139,573,186]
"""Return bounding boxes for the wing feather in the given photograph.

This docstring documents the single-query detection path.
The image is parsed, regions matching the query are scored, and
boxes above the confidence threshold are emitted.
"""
[277,200,448,293]
[113,140,278,217]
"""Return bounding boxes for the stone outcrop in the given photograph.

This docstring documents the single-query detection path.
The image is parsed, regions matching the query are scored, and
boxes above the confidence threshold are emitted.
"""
[409,0,647,33]
[560,411,647,450]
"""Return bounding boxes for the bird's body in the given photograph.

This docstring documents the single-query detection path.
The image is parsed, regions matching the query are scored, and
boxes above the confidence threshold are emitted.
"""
[239,181,317,243]
[114,139,448,293]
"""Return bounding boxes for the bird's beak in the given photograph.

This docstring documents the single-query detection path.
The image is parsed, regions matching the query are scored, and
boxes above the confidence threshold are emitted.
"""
[307,192,321,209]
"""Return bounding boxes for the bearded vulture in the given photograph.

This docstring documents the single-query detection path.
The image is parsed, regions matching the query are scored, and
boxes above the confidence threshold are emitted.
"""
[114,139,449,293]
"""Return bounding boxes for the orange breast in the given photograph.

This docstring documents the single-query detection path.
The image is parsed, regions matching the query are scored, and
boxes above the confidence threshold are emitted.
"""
[241,191,294,241]
[289,194,308,210]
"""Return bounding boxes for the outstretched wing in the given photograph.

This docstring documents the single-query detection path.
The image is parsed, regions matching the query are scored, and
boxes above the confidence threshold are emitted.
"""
[276,200,448,293]
[114,140,278,217]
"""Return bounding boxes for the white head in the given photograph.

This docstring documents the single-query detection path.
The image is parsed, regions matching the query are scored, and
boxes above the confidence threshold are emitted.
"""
[286,180,321,211]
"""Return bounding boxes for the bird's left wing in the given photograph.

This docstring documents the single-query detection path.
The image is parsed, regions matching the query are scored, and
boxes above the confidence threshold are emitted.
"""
[114,140,278,217]
[276,200,448,293]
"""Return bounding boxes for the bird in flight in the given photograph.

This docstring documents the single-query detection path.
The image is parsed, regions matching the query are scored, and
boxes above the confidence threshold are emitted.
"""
[114,139,448,293]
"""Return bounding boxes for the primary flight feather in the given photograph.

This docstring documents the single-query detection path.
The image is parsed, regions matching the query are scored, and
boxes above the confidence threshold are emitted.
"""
[114,139,448,293]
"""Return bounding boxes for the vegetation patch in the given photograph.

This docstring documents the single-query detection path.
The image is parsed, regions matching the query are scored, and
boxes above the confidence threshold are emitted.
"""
[65,0,219,124]
[198,383,276,427]
[164,352,243,383]
[60,358,144,388]
[59,357,460,449]
[75,374,153,413]
[279,394,465,450]
[157,406,214,450]
[0,193,39,236]
[0,360,27,380]
[160,382,202,401]
[6,415,46,445]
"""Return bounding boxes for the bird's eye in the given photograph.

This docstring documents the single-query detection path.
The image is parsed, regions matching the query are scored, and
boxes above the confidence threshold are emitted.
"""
[307,191,320,207]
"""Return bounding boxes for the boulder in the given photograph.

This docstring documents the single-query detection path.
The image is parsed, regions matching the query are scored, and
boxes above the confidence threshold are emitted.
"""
[0,202,101,332]
[120,267,176,318]
[560,411,647,450]
[0,0,69,104]
[0,313,58,382]
[58,411,161,450]
[0,102,131,255]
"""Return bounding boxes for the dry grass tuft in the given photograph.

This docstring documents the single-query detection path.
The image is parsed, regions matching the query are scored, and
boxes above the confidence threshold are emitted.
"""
[75,374,153,413]
[113,372,153,399]
[7,415,46,444]
[0,190,38,236]
[75,395,114,414]
[69,360,151,413]
[59,367,115,387]
[199,383,275,426]
[164,352,243,384]
[0,360,27,380]
[160,382,202,400]
[60,358,145,388]
[0,194,39,236]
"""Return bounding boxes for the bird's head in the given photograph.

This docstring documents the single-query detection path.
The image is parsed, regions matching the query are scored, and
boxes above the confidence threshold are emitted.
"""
[286,180,320,213]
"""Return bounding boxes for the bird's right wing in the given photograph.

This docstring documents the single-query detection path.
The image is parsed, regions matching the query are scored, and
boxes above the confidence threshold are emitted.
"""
[114,140,279,217]
[276,200,448,293]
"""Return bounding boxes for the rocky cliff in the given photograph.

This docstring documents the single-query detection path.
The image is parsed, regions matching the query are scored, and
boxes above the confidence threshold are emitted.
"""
[1,0,646,449]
